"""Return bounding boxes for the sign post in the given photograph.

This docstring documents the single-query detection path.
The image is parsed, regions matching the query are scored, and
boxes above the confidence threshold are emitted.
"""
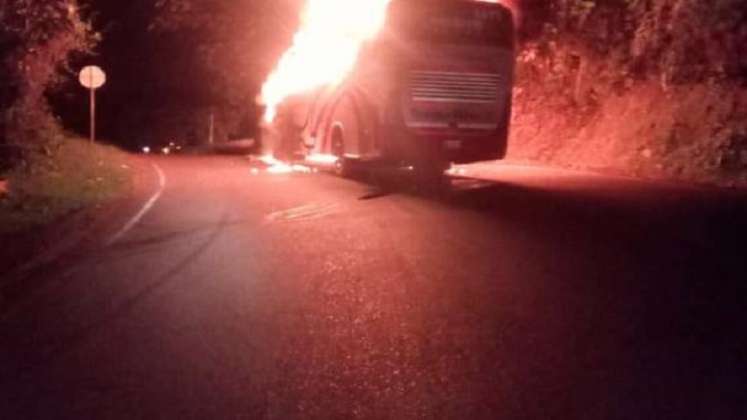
[79,66,106,144]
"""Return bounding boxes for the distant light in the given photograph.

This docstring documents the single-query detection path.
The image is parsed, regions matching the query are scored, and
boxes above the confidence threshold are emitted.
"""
[161,147,170,155]
[142,146,151,154]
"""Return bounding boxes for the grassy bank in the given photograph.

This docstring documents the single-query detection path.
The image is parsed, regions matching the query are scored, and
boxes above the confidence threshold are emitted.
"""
[0,138,132,235]
[508,80,747,187]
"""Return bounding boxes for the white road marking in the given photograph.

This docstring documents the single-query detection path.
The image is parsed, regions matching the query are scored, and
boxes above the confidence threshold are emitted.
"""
[107,162,166,246]
[265,202,341,224]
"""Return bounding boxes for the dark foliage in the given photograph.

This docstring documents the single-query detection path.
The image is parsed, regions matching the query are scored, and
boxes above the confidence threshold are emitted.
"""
[1,0,94,167]
[511,0,747,184]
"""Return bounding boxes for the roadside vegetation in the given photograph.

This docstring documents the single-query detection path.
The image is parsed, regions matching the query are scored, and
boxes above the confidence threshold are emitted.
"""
[1,2,131,235]
[0,138,130,234]
[511,0,747,186]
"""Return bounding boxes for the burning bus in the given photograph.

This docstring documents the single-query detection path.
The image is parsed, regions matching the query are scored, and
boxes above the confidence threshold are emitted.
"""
[261,0,515,181]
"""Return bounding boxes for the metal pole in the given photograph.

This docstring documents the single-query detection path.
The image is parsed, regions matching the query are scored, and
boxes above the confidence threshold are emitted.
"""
[90,87,96,144]
[209,112,215,145]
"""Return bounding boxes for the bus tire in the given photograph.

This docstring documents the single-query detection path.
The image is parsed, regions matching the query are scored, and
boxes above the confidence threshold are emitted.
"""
[414,160,450,193]
[331,125,354,177]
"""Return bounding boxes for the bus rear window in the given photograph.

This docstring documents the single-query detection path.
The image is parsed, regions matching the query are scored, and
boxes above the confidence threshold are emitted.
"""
[387,0,514,48]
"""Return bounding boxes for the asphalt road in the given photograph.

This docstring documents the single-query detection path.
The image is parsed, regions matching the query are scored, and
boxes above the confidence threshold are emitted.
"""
[2,155,746,419]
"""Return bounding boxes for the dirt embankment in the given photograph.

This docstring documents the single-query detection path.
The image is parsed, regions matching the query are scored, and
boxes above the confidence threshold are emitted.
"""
[506,0,747,187]
[508,80,747,186]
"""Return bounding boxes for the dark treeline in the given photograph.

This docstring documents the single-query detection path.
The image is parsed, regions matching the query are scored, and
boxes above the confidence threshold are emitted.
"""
[80,0,300,149]
[1,0,92,168]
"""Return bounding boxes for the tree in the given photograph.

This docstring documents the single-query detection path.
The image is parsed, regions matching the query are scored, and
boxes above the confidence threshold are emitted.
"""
[519,0,747,89]
[143,0,301,142]
[1,0,94,161]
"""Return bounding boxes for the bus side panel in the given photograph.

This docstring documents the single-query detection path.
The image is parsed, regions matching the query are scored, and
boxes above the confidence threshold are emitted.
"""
[347,42,402,161]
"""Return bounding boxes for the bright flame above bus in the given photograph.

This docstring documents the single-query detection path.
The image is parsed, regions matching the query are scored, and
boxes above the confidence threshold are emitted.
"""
[258,0,515,123]
[259,0,391,123]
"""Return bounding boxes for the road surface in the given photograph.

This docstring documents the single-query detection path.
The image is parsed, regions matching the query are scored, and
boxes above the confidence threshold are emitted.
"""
[2,155,746,419]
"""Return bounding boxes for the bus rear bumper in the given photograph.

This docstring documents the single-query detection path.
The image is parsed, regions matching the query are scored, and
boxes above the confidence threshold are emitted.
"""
[414,133,507,164]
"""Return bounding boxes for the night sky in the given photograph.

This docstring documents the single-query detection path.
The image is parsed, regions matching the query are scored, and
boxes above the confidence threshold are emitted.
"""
[53,0,290,150]
[53,1,157,146]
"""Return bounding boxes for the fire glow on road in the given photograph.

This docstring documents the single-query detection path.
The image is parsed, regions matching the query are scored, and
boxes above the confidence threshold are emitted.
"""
[306,153,339,165]
[252,155,339,175]
[256,155,313,174]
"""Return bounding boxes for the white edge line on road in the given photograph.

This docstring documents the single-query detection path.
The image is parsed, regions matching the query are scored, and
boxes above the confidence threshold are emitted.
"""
[106,162,166,246]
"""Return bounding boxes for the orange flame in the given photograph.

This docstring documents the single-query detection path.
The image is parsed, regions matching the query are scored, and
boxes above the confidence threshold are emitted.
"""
[257,155,313,174]
[259,0,391,123]
[259,0,518,123]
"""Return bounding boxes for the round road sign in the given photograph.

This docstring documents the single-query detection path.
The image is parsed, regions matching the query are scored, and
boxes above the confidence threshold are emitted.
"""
[79,66,106,89]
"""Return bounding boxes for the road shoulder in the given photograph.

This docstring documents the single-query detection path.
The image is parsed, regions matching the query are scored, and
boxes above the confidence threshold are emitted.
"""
[0,155,158,306]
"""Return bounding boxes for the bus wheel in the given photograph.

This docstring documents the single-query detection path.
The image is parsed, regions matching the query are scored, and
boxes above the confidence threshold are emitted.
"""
[414,160,450,194]
[331,126,353,177]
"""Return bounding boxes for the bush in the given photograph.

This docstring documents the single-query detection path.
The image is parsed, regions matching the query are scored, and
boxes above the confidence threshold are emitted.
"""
[1,0,95,165]
[520,0,747,90]
[509,0,747,185]
[0,137,131,233]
